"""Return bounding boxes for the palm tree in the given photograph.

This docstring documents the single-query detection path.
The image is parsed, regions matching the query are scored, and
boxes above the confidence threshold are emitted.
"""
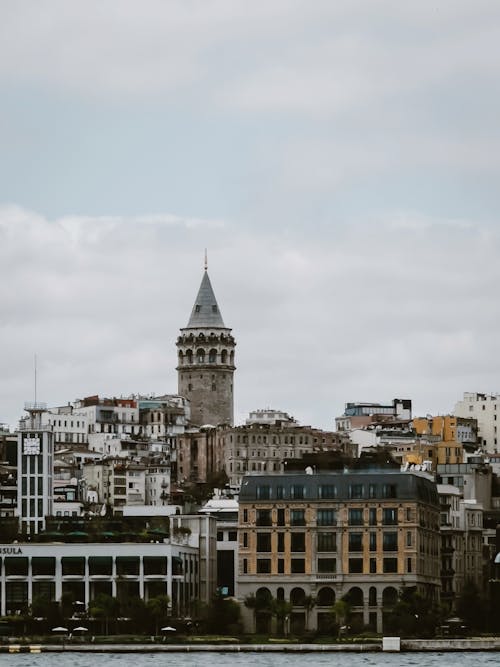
[243,594,257,633]
[331,598,350,638]
[271,598,293,636]
[302,595,316,631]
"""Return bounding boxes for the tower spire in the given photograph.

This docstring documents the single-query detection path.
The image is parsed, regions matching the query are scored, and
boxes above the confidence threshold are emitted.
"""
[204,248,208,272]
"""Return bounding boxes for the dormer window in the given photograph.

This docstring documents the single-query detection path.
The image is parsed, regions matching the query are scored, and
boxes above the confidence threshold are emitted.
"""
[212,305,217,313]
[195,305,201,313]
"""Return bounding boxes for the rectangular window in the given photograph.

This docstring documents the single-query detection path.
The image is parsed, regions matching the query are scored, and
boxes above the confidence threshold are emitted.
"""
[406,531,412,547]
[383,558,398,573]
[291,558,305,573]
[317,532,336,552]
[256,509,272,526]
[348,532,363,552]
[256,485,271,500]
[349,484,364,499]
[319,484,337,499]
[243,509,248,523]
[369,557,377,573]
[318,558,336,573]
[243,558,248,574]
[291,484,305,499]
[383,532,398,551]
[382,484,397,499]
[348,558,363,573]
[369,483,377,499]
[369,508,377,525]
[317,509,337,526]
[277,532,285,552]
[257,558,271,574]
[276,485,284,500]
[369,532,377,551]
[382,508,398,525]
[257,533,272,552]
[348,508,363,526]
[277,508,285,526]
[278,558,285,574]
[407,557,412,573]
[291,532,305,552]
[228,531,237,541]
[217,531,224,541]
[290,509,305,526]
[242,532,248,548]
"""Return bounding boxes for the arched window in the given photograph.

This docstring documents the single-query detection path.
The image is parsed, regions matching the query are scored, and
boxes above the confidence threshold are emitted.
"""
[221,349,228,364]
[196,348,205,364]
[209,349,217,363]
[369,587,377,606]
[178,351,184,365]
[256,587,272,609]
[230,350,234,365]
[382,586,398,608]
[277,587,285,601]
[317,587,335,607]
[290,587,306,606]
[346,587,363,607]
[185,349,193,365]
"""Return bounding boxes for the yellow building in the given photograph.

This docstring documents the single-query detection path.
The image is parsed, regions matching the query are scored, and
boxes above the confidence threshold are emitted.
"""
[411,416,464,467]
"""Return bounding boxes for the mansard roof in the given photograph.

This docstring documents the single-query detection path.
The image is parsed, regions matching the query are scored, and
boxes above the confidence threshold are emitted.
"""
[185,270,226,329]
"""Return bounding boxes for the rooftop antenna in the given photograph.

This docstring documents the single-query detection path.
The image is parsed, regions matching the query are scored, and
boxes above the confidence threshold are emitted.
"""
[204,248,208,271]
[34,353,37,405]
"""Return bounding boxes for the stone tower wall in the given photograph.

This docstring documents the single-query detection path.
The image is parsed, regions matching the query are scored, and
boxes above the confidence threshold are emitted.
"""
[176,329,235,426]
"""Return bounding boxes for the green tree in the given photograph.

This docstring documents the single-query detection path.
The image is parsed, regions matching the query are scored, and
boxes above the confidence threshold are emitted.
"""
[386,587,444,637]
[205,595,241,634]
[89,594,120,635]
[456,580,486,631]
[146,595,171,635]
[59,591,75,621]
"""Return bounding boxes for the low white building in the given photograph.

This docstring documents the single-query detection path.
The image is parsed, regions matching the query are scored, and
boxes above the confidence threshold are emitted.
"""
[0,540,199,617]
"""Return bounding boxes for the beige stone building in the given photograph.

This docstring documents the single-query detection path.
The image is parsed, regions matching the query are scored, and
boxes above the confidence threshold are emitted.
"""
[237,471,441,634]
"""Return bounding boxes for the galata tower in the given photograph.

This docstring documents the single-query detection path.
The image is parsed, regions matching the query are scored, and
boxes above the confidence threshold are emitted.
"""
[176,264,236,426]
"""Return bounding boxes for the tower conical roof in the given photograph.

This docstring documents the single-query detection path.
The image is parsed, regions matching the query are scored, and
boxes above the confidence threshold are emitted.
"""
[185,270,226,328]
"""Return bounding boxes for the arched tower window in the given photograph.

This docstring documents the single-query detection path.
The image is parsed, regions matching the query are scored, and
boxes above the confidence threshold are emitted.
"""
[230,350,234,365]
[221,349,228,364]
[178,351,184,365]
[186,349,193,365]
[197,348,205,364]
[208,349,217,363]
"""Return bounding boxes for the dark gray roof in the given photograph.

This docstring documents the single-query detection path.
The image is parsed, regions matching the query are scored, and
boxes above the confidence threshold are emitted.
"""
[185,271,226,329]
[239,471,439,506]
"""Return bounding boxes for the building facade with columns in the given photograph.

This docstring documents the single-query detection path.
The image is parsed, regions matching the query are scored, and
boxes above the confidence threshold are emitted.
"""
[0,513,217,617]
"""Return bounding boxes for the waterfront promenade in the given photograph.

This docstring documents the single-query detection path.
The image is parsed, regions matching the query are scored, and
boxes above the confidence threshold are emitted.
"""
[2,638,500,653]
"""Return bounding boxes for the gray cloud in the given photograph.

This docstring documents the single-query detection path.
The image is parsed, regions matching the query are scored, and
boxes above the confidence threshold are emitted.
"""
[1,208,499,431]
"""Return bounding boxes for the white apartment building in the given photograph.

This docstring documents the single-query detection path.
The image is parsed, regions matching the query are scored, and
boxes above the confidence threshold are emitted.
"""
[454,392,500,453]
[82,460,147,508]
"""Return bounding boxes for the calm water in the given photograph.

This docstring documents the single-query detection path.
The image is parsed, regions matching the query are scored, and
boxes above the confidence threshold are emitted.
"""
[0,653,498,667]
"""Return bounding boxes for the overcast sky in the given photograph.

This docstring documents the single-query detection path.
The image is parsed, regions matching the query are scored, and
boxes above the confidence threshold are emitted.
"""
[1,1,500,431]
